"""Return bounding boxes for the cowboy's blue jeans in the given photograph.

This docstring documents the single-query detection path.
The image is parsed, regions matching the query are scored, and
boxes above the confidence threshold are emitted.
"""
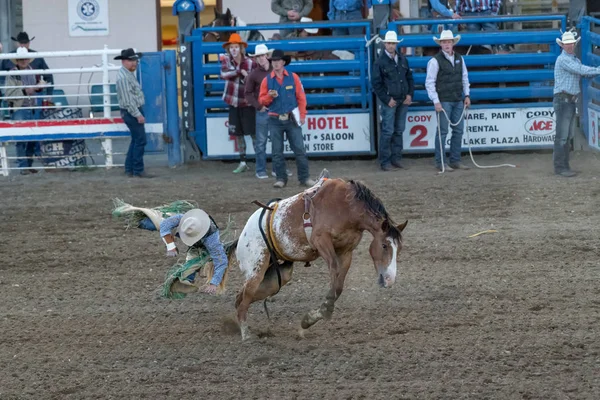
[331,10,363,36]
[13,109,37,169]
[435,101,464,166]
[552,94,576,173]
[122,108,146,176]
[379,101,408,167]
[254,111,269,175]
[463,10,498,31]
[269,117,309,183]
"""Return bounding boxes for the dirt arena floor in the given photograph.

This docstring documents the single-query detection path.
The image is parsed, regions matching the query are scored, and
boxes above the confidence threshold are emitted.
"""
[1,151,600,399]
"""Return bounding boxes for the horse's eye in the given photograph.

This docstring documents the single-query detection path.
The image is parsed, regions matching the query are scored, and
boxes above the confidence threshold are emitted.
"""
[382,244,388,250]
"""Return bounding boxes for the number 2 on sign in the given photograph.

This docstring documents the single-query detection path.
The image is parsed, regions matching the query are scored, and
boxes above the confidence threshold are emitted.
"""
[410,124,428,147]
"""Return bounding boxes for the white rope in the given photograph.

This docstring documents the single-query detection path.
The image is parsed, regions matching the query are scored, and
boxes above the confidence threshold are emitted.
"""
[436,105,516,174]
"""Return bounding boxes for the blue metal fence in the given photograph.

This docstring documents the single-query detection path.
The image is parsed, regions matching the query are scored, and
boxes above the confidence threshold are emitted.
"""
[185,21,375,159]
[580,16,600,151]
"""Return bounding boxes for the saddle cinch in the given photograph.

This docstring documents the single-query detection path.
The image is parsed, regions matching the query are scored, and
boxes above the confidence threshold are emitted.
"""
[252,169,331,287]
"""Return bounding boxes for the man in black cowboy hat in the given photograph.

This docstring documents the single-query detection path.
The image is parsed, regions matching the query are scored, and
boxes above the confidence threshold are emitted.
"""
[258,49,314,188]
[115,48,152,178]
[0,32,54,96]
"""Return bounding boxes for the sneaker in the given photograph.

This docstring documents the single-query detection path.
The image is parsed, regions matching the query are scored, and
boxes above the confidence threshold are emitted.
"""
[273,180,286,188]
[557,170,577,177]
[381,164,395,172]
[300,178,316,187]
[256,172,269,179]
[272,169,293,177]
[436,164,454,172]
[125,171,133,177]
[233,163,249,174]
[449,162,470,170]
[391,162,405,169]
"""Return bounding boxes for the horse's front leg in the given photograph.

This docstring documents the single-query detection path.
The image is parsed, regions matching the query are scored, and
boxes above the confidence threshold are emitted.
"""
[301,239,352,329]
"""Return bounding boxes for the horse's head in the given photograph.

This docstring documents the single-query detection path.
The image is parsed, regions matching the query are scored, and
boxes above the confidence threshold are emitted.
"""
[369,219,407,288]
[203,8,234,42]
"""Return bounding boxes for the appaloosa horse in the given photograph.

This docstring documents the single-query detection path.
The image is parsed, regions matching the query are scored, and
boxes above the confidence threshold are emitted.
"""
[233,172,408,341]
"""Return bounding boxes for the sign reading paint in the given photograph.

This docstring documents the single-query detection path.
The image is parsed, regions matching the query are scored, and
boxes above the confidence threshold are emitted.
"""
[68,0,109,37]
[403,107,556,152]
[205,113,372,157]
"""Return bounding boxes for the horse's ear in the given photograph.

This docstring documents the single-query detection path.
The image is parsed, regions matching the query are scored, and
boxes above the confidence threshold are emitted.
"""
[225,8,232,19]
[397,220,408,232]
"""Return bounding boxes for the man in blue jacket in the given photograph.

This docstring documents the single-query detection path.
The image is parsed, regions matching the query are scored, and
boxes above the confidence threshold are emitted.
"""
[371,31,414,171]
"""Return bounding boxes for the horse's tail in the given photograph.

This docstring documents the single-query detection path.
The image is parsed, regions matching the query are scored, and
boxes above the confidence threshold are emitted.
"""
[203,238,238,293]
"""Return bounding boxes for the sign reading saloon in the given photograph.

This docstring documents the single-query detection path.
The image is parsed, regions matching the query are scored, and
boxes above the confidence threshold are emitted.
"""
[403,107,556,152]
[205,113,372,157]
[68,0,109,37]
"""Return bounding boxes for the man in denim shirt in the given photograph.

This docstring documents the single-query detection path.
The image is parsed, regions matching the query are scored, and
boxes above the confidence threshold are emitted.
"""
[552,31,600,177]
[371,31,414,172]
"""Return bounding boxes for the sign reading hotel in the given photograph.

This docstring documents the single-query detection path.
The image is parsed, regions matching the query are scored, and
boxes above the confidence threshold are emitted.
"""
[68,0,109,37]
[206,113,373,157]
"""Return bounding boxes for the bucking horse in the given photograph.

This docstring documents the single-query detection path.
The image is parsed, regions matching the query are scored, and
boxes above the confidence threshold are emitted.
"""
[230,170,408,341]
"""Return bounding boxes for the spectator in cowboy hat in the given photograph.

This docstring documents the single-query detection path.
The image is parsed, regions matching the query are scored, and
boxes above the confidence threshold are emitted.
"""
[220,33,257,174]
[0,32,54,96]
[4,47,47,174]
[425,30,471,172]
[285,17,320,38]
[115,48,153,178]
[552,30,600,177]
[371,31,414,172]
[271,0,314,38]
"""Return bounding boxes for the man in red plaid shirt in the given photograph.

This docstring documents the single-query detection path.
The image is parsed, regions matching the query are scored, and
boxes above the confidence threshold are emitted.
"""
[220,33,256,173]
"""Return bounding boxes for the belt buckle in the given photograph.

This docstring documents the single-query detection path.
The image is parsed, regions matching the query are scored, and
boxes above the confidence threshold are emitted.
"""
[278,114,289,121]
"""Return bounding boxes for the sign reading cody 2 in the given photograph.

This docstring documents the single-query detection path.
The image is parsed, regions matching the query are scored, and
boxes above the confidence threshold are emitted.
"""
[403,107,556,152]
[205,113,372,157]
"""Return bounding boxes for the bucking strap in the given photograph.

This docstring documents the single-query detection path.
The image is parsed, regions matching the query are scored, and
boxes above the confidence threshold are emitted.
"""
[257,198,283,291]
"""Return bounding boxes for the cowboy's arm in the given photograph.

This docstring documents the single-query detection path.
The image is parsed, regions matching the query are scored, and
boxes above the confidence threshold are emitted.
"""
[159,214,183,255]
[219,54,240,80]
[425,58,441,104]
[327,0,335,20]
[293,73,307,120]
[371,62,390,104]
[300,0,314,17]
[244,72,261,109]
[491,0,501,14]
[271,0,288,16]
[201,231,229,286]
[430,0,453,17]
[4,75,26,98]
[38,57,54,84]
[559,56,600,77]
[405,57,415,98]
[116,75,141,117]
[259,77,274,106]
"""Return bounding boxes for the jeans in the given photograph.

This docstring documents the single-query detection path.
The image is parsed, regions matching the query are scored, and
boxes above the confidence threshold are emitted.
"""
[463,10,499,32]
[13,109,37,169]
[254,111,269,174]
[331,9,364,36]
[269,117,309,183]
[122,108,147,175]
[552,94,576,173]
[379,101,408,167]
[435,101,465,166]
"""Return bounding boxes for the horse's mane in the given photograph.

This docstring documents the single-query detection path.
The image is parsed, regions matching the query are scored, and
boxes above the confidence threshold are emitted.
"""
[348,180,401,240]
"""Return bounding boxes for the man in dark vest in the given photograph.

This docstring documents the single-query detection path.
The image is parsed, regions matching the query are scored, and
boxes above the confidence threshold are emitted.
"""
[258,49,315,188]
[425,30,471,171]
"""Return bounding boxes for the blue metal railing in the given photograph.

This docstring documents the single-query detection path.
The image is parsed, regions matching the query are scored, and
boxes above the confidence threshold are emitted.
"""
[580,16,600,151]
[188,21,374,157]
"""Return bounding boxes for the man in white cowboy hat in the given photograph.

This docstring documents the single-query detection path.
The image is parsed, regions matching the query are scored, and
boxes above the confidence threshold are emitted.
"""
[552,31,600,177]
[425,30,471,172]
[4,47,47,174]
[371,30,414,171]
[159,209,229,294]
[220,33,257,174]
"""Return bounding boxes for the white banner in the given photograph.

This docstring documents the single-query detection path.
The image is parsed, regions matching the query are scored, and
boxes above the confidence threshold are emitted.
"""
[589,109,600,150]
[206,113,372,157]
[68,0,109,37]
[403,107,556,151]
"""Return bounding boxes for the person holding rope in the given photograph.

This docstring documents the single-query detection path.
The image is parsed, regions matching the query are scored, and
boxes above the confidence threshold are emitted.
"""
[425,30,471,172]
[552,31,600,178]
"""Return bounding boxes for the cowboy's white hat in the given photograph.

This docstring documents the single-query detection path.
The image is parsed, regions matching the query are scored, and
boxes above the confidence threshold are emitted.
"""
[13,46,34,63]
[300,17,319,34]
[177,209,211,246]
[557,31,580,46]
[382,31,403,44]
[433,30,461,45]
[249,43,274,57]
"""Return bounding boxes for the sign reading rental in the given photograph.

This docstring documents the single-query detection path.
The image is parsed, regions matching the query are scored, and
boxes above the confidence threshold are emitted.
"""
[206,112,372,157]
[403,107,556,152]
[68,0,109,37]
